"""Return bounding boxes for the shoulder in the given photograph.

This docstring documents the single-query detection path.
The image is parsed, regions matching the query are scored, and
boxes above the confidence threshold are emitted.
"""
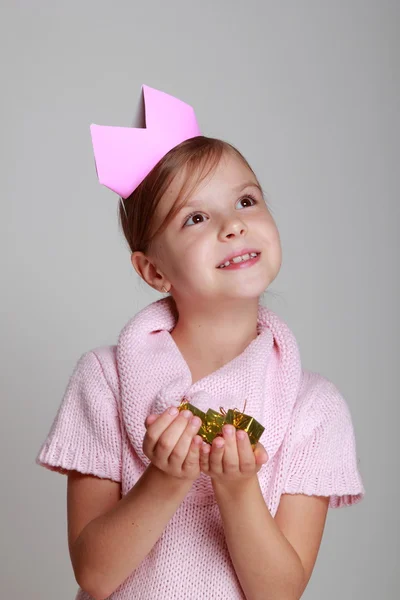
[292,369,354,439]
[72,345,120,411]
[90,345,119,398]
[36,344,122,481]
[282,369,365,507]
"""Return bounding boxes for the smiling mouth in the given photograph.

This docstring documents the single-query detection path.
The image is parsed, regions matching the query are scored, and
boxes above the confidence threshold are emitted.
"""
[217,252,261,269]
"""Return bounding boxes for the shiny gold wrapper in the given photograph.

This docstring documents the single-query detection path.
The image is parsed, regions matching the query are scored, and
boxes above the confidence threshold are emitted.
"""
[224,409,265,448]
[178,397,265,449]
[178,399,208,439]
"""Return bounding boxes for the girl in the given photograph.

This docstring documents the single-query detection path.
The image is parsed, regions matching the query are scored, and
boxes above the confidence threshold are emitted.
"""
[36,84,365,600]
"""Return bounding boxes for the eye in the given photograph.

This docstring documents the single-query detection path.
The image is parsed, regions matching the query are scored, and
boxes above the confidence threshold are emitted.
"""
[183,211,207,227]
[238,194,258,209]
[182,194,258,228]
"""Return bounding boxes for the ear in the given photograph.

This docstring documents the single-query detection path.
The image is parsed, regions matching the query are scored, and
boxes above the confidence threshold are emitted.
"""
[131,251,167,292]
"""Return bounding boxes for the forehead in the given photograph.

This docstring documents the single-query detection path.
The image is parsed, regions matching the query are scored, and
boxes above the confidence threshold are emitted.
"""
[162,150,256,210]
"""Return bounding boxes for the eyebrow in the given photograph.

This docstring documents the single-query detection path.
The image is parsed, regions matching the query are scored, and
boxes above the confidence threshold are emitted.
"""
[180,182,263,211]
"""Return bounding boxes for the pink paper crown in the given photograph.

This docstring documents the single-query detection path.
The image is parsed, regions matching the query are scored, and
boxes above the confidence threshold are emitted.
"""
[90,84,202,199]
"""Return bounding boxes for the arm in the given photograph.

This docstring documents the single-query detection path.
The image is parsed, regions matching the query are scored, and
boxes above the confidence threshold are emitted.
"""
[71,464,192,600]
[213,476,306,600]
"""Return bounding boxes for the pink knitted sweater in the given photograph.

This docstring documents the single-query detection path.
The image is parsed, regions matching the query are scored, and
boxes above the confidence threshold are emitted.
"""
[36,296,365,599]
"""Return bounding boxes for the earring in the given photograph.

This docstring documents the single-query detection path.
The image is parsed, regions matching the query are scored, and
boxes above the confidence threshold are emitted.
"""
[161,286,168,293]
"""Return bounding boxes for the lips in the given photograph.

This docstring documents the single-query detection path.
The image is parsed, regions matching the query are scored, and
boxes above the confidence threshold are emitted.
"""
[216,248,261,268]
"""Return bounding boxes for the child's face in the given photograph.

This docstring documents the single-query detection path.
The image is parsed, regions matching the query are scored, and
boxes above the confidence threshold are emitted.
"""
[139,150,282,303]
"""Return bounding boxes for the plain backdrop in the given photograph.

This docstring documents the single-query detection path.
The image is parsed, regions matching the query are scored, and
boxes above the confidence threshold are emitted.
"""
[1,1,398,599]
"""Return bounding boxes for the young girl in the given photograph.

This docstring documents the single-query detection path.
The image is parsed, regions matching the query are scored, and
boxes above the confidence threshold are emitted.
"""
[36,84,365,600]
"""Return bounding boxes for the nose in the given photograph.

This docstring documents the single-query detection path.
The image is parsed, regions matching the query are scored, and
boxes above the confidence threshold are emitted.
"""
[221,218,248,239]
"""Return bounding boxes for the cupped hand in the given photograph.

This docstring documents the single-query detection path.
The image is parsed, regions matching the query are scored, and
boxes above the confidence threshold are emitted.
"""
[199,424,269,485]
[143,407,203,481]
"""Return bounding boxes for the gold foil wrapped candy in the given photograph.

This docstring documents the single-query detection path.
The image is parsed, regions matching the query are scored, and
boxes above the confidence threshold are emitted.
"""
[178,397,265,450]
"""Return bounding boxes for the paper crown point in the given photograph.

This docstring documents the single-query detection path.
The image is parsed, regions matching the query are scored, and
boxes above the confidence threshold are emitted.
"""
[90,84,202,199]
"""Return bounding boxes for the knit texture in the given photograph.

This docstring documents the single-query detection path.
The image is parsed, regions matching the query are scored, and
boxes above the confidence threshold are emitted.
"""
[36,296,365,599]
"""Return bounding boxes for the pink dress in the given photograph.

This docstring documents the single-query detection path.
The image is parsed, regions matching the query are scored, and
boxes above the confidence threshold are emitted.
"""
[36,296,365,599]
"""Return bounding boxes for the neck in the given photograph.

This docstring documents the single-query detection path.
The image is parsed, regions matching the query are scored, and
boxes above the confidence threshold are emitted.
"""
[169,296,260,375]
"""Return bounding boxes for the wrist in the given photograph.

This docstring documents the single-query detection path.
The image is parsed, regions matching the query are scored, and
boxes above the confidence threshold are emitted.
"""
[212,474,259,497]
[147,463,194,492]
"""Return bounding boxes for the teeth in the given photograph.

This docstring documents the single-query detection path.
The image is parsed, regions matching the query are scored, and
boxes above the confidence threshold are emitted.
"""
[218,252,258,268]
[231,253,251,263]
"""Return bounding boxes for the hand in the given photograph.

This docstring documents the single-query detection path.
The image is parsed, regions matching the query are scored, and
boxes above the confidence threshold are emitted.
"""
[143,407,203,481]
[199,424,269,486]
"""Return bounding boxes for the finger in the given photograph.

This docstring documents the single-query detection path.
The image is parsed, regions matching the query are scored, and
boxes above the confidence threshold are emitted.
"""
[145,414,159,429]
[236,430,256,473]
[254,442,269,466]
[221,425,239,474]
[199,440,210,473]
[182,434,203,475]
[153,410,195,463]
[170,415,203,468]
[209,435,225,474]
[143,406,181,457]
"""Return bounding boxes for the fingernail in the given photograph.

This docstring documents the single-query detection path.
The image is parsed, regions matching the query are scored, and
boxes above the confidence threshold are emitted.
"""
[190,416,201,428]
[182,410,192,419]
[224,425,234,436]
[168,406,179,416]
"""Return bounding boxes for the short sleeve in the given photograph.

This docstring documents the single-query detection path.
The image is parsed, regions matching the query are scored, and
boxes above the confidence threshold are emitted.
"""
[35,350,122,482]
[282,378,365,508]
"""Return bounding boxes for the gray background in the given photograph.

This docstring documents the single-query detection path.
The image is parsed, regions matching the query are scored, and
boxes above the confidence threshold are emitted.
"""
[1,1,398,599]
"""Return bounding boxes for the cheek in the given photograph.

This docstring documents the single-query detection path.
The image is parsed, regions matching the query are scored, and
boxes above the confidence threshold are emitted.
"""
[258,220,282,264]
[182,239,211,264]
[271,226,282,250]
[258,216,280,245]
[175,243,217,282]
[269,229,283,269]
[269,227,282,258]
[169,248,202,279]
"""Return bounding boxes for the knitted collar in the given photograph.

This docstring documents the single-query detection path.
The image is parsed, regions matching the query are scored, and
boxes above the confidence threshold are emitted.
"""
[116,296,302,471]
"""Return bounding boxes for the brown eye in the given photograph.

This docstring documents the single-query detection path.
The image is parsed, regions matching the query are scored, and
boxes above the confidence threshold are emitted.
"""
[182,194,258,228]
[238,195,257,208]
[183,212,207,227]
